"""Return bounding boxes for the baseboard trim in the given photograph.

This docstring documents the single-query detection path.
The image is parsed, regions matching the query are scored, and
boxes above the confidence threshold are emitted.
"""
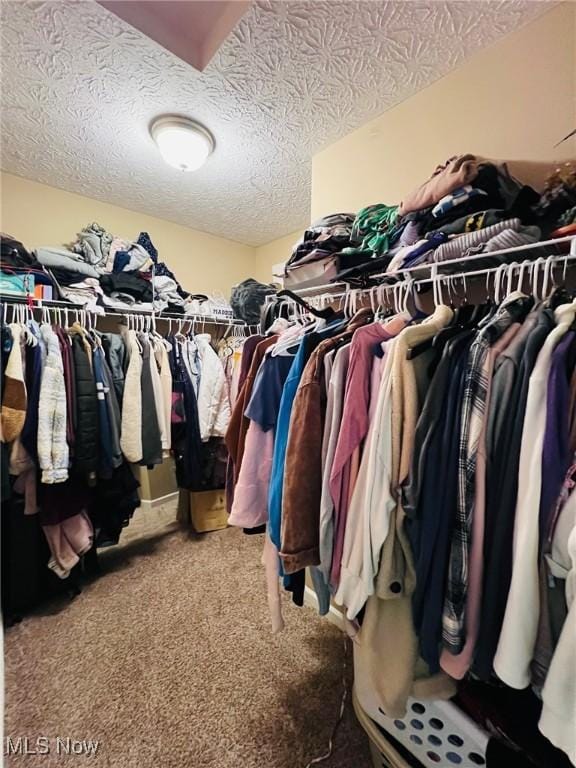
[139,491,179,511]
[303,585,345,630]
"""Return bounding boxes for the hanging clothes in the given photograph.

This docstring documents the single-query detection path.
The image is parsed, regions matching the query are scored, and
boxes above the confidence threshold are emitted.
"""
[71,330,98,482]
[1,323,26,441]
[120,329,143,463]
[227,345,292,530]
[223,333,263,511]
[330,314,409,593]
[539,505,576,764]
[318,343,351,585]
[138,333,162,467]
[442,294,533,655]
[438,321,521,679]
[493,303,576,687]
[195,333,231,442]
[0,306,233,587]
[224,250,576,768]
[38,323,69,484]
[475,300,576,680]
[225,336,277,490]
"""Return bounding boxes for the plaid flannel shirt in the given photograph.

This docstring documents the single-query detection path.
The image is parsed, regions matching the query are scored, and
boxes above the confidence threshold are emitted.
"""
[442,297,530,653]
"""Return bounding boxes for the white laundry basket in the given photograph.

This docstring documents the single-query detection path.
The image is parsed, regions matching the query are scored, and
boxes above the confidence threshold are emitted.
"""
[353,687,414,768]
[353,644,489,768]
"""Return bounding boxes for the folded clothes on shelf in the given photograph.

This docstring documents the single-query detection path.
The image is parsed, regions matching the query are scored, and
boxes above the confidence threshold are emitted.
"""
[35,246,101,279]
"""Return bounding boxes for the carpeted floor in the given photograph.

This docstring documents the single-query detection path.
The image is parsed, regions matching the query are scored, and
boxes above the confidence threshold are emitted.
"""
[4,522,372,768]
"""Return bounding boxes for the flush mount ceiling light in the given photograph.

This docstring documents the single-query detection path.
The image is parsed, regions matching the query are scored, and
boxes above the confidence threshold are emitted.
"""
[150,115,214,172]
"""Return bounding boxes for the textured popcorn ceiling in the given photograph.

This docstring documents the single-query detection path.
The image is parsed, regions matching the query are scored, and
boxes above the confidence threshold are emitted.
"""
[0,0,546,246]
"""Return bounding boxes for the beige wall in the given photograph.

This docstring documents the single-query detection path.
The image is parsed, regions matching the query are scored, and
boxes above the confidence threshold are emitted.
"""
[253,229,302,283]
[312,3,576,219]
[0,171,306,291]
[0,172,255,296]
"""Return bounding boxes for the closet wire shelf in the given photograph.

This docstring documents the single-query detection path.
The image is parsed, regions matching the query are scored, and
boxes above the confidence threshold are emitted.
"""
[0,295,252,330]
[283,234,576,301]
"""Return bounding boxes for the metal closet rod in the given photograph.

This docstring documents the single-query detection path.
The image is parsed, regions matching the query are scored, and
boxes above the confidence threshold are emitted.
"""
[0,295,248,328]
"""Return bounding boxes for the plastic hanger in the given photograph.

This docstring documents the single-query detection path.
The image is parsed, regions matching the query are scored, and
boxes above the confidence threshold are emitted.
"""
[174,318,187,343]
[22,310,38,346]
[529,257,547,303]
[277,289,338,321]
[271,314,310,357]
[272,290,338,356]
[409,275,448,360]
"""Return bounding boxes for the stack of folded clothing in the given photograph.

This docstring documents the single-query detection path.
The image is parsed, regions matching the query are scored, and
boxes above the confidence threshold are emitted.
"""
[283,213,355,288]
[48,267,104,313]
[327,156,576,284]
[383,155,545,272]
[35,245,101,279]
[6,222,193,314]
[70,221,113,270]
[1,235,58,299]
[93,227,191,312]
[340,204,400,259]
[332,204,403,282]
[387,218,543,272]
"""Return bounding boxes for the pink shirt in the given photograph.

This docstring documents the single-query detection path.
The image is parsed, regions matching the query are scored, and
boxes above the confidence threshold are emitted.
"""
[228,421,274,528]
[329,316,408,588]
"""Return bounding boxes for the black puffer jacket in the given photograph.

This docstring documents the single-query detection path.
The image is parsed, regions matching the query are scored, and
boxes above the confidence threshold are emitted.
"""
[1,235,38,269]
[71,335,98,481]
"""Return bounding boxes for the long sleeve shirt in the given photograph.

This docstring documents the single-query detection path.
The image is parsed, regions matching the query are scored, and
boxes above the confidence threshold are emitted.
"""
[493,303,576,688]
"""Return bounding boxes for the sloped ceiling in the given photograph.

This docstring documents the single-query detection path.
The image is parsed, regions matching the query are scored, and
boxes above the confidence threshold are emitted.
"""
[96,1,251,71]
[0,0,547,246]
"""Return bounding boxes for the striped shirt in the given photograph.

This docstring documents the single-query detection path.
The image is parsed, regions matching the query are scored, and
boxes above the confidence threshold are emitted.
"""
[433,218,538,263]
[442,296,532,653]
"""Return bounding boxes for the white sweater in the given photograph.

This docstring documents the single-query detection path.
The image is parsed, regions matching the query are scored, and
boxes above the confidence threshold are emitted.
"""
[154,340,173,452]
[494,302,576,688]
[37,324,69,483]
[196,334,231,442]
[120,330,143,463]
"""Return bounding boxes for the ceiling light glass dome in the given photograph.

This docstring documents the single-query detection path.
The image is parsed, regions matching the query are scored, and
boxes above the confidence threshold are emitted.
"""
[150,115,214,172]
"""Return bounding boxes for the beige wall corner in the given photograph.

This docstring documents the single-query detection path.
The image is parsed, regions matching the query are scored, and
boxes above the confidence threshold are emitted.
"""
[253,229,303,284]
[129,456,179,506]
[137,458,178,502]
[0,172,256,296]
[311,3,576,219]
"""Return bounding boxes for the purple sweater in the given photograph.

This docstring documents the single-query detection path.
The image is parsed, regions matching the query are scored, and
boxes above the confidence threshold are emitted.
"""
[539,330,576,547]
